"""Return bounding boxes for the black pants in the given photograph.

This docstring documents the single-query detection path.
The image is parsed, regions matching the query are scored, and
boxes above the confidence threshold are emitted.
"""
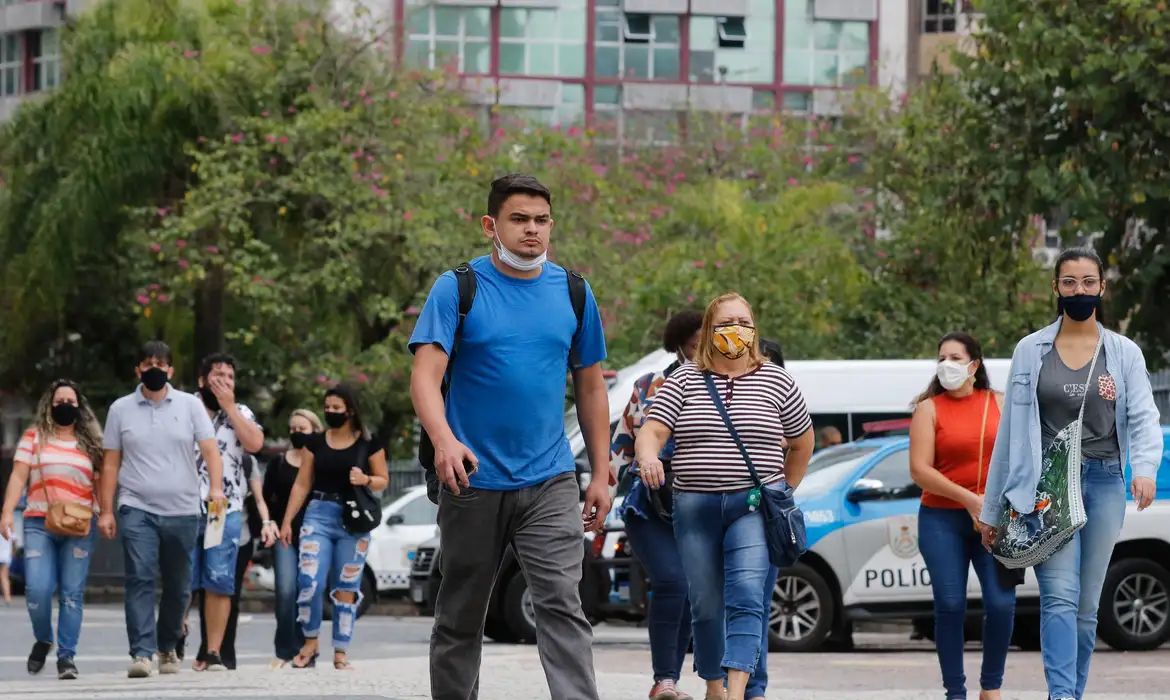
[195,541,254,669]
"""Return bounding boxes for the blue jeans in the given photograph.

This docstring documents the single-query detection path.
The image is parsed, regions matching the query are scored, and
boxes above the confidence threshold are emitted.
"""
[273,540,304,660]
[1035,458,1127,700]
[117,505,199,658]
[189,511,242,596]
[673,488,771,678]
[22,517,97,659]
[296,499,370,649]
[918,505,1016,699]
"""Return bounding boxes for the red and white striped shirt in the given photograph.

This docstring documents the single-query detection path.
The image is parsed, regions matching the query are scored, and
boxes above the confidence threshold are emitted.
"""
[13,428,97,517]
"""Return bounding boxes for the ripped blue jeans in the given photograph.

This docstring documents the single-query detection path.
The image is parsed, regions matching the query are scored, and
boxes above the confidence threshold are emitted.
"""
[22,516,97,659]
[296,498,370,649]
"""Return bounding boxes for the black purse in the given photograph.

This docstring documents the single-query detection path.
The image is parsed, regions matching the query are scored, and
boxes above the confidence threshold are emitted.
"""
[703,372,808,568]
[647,461,674,521]
[342,439,382,534]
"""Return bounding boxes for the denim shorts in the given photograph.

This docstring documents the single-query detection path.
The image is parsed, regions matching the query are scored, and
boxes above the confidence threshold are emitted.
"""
[190,510,243,596]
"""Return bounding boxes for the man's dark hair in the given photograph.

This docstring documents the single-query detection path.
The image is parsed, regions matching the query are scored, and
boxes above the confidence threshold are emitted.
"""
[487,173,552,219]
[138,340,173,366]
[761,338,786,368]
[199,352,237,380]
[662,310,703,354]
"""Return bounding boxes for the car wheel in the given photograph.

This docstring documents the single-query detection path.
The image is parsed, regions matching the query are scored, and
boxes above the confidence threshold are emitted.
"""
[1098,558,1170,651]
[912,618,935,642]
[502,571,538,644]
[768,563,835,653]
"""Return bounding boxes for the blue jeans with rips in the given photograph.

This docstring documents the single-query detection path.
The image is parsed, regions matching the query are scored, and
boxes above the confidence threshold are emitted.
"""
[22,517,97,660]
[296,499,370,649]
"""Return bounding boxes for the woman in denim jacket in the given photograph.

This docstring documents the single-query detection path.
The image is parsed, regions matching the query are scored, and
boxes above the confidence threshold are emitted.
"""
[978,249,1162,700]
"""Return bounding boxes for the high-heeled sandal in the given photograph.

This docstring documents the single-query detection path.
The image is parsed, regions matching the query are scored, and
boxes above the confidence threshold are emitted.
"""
[291,652,318,669]
[333,653,353,670]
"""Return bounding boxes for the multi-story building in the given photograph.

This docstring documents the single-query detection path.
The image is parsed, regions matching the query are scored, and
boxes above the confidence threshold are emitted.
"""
[398,0,911,137]
[907,0,977,85]
[0,0,84,122]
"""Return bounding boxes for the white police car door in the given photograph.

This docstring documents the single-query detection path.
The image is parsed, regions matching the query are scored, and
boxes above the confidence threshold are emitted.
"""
[837,447,935,606]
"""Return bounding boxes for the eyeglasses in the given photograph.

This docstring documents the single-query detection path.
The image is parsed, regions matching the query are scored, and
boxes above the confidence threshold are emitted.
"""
[1058,277,1101,293]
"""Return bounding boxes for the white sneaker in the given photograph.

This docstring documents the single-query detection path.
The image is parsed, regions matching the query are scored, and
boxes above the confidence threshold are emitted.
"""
[127,656,154,678]
[159,651,181,675]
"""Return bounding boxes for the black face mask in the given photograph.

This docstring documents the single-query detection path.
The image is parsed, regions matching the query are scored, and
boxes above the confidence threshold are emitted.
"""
[289,431,311,450]
[1058,293,1101,323]
[199,385,221,412]
[51,402,79,427]
[140,367,169,392]
[324,411,348,429]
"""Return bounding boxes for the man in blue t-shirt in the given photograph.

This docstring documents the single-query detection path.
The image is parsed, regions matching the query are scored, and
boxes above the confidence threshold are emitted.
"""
[410,173,612,700]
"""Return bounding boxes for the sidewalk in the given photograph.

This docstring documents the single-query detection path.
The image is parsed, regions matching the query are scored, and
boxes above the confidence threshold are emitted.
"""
[7,645,1170,700]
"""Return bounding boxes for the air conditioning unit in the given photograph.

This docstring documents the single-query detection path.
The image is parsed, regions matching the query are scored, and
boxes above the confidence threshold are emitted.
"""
[1031,247,1059,267]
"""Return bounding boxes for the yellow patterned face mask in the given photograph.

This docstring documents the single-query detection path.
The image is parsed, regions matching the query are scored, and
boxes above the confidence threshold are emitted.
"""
[712,324,755,359]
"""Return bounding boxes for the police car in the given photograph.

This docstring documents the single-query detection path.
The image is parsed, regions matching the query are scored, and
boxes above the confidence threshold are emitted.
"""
[775,426,1170,652]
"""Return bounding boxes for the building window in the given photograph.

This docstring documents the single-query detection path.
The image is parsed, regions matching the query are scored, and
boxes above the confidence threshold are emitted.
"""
[499,5,587,78]
[497,83,586,129]
[923,0,959,33]
[783,0,868,87]
[0,33,20,97]
[30,29,60,92]
[595,6,680,81]
[689,15,773,84]
[405,5,491,75]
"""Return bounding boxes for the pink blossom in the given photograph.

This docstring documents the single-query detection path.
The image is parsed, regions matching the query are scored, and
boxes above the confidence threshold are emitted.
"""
[568,127,582,137]
[251,46,271,55]
[405,306,420,315]
[343,101,350,108]
[364,98,372,105]
[266,134,276,143]
[288,105,296,113]
[355,373,370,384]
[157,208,168,216]
[261,111,269,117]
[178,259,190,270]
[315,375,329,384]
[197,137,206,143]
[148,283,160,291]
[279,136,288,144]
[388,91,397,98]
[402,211,413,221]
[149,243,161,252]
[877,251,887,258]
[176,240,187,248]
[183,50,200,59]
[802,155,814,166]
[715,261,724,269]
[231,133,243,143]
[157,294,169,303]
[847,155,859,164]
[688,295,695,303]
[494,128,505,138]
[358,89,367,97]
[136,295,150,305]
[691,261,705,269]
[592,165,607,178]
[787,177,798,186]
[664,183,676,195]
[206,245,219,253]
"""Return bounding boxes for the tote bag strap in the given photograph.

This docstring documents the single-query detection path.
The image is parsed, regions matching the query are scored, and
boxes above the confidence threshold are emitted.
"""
[1075,332,1105,426]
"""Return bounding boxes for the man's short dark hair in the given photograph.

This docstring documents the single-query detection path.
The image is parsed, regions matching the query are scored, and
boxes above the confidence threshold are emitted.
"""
[138,340,173,366]
[199,352,237,380]
[662,310,703,354]
[487,173,552,218]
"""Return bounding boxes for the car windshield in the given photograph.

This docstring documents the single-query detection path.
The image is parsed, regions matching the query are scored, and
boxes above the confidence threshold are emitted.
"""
[797,445,880,499]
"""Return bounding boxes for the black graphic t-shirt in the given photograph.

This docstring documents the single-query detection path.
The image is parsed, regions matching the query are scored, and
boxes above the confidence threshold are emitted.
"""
[307,432,384,495]
[1038,345,1120,460]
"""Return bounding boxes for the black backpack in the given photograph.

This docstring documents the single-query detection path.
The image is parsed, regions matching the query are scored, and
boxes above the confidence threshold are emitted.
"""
[419,262,588,503]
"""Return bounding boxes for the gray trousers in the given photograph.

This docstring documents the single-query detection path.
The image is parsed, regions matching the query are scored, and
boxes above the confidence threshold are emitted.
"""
[429,471,600,700]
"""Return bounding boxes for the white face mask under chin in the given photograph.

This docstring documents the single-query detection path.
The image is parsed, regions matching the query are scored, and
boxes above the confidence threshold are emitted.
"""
[491,217,546,272]
[936,360,973,391]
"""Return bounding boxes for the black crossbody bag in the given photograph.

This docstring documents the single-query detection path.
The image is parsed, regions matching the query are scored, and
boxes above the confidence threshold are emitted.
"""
[342,439,381,534]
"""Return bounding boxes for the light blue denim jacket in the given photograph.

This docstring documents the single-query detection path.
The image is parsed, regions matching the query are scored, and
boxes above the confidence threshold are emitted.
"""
[979,319,1163,524]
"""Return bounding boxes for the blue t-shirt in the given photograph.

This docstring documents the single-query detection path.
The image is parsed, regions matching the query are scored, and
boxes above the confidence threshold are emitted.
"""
[409,256,607,490]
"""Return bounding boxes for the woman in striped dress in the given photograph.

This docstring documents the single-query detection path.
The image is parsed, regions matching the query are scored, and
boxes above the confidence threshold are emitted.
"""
[635,293,816,700]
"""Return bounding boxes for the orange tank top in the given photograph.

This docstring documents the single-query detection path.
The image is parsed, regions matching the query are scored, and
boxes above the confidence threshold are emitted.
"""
[921,390,1000,509]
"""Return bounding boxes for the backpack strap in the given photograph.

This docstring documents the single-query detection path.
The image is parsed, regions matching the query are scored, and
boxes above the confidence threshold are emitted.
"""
[443,263,477,395]
[566,269,587,369]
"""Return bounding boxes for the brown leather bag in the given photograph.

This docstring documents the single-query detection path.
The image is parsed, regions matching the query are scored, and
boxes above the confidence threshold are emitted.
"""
[33,434,94,538]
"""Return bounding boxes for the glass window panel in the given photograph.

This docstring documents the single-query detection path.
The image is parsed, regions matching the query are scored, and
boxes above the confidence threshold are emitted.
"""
[5,36,18,62]
[943,17,957,31]
[749,0,775,18]
[595,45,621,77]
[559,10,587,40]
[558,103,585,126]
[434,39,461,68]
[46,65,58,89]
[501,9,527,38]
[782,91,811,112]
[841,22,869,51]
[464,9,492,37]
[625,44,650,78]
[529,43,558,76]
[690,16,717,51]
[4,67,17,95]
[562,84,585,104]
[465,42,491,74]
[500,43,527,74]
[787,0,809,17]
[406,8,430,34]
[625,13,652,41]
[596,23,621,42]
[813,53,839,86]
[652,16,680,44]
[434,7,462,36]
[528,9,559,36]
[784,15,813,51]
[558,44,586,77]
[782,50,813,85]
[814,21,842,50]
[752,89,776,110]
[41,29,58,55]
[924,18,939,33]
[594,84,621,105]
[653,47,679,80]
[690,50,715,83]
[405,39,430,68]
[840,51,869,86]
[752,18,776,52]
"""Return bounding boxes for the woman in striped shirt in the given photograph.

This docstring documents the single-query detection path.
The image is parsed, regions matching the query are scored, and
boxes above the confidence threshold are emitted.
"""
[0,379,104,680]
[635,293,815,700]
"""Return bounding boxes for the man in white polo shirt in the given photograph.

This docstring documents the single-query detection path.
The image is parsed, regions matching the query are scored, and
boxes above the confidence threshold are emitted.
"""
[97,340,226,679]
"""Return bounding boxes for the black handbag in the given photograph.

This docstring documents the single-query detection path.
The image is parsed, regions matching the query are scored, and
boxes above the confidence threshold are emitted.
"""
[342,439,382,534]
[647,461,675,522]
[703,372,808,568]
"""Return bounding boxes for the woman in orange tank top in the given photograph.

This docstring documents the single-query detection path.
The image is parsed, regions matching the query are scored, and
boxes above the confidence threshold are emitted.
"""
[909,332,1016,700]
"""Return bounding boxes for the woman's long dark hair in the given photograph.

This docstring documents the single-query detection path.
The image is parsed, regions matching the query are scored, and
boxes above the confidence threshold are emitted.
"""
[912,332,992,406]
[1054,247,1107,323]
[33,379,104,466]
[324,382,368,440]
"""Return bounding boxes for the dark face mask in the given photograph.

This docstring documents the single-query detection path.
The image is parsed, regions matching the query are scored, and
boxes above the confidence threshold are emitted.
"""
[51,402,79,427]
[140,367,169,392]
[1058,293,1101,323]
[289,431,311,450]
[324,410,348,429]
[199,385,221,412]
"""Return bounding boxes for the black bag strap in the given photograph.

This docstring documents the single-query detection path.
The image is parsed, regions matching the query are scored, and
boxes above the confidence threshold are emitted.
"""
[702,372,765,490]
[442,263,477,397]
[566,269,587,369]
[354,438,371,476]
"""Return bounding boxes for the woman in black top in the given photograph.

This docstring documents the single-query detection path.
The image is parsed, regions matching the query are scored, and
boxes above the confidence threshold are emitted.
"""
[262,408,321,668]
[279,385,388,670]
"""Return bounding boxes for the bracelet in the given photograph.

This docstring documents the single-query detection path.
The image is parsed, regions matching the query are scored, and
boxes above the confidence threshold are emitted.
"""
[263,520,275,527]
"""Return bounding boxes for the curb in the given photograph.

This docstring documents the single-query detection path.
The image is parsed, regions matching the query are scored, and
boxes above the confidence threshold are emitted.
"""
[80,587,421,617]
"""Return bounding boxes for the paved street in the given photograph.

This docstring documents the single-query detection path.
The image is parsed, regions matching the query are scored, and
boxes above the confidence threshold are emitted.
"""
[3,602,1170,699]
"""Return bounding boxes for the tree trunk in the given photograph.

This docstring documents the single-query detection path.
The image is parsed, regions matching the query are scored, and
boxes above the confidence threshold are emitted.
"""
[192,264,226,383]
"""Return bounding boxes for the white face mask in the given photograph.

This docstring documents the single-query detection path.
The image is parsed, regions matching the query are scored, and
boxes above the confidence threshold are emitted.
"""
[936,360,974,391]
[490,217,546,272]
